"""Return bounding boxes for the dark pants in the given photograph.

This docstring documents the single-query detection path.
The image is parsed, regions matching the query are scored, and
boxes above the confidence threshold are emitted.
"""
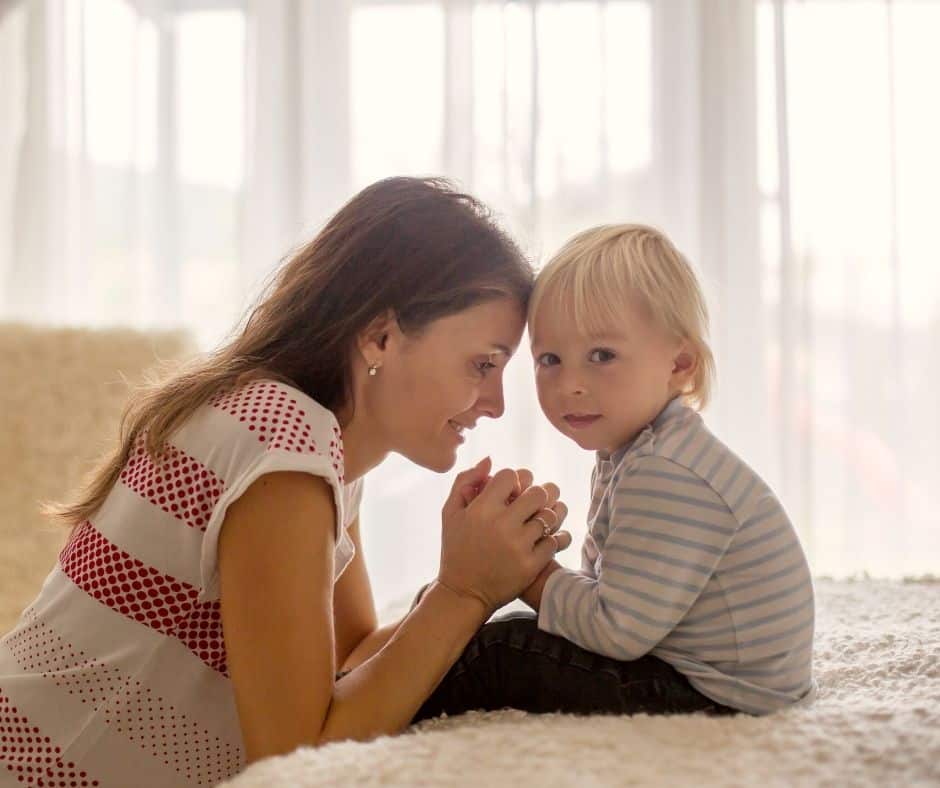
[412,611,737,722]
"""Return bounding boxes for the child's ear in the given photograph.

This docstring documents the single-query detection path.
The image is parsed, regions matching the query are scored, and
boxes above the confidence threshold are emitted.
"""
[671,341,697,387]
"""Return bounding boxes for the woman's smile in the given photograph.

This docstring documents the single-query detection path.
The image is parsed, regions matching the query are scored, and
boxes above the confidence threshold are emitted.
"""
[447,419,467,443]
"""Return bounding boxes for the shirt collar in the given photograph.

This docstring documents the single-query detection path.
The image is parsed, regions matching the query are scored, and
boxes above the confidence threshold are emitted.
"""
[598,396,686,468]
[652,395,685,429]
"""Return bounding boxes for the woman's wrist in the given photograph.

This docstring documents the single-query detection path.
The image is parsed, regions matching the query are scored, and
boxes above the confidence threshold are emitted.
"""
[424,578,493,622]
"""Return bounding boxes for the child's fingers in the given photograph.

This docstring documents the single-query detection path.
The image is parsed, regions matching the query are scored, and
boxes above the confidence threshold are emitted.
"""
[533,534,559,564]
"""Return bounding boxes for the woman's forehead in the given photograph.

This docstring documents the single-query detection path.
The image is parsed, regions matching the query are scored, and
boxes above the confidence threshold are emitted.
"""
[428,298,525,349]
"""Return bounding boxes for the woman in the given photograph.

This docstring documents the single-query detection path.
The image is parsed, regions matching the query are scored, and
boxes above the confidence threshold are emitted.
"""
[0,177,570,787]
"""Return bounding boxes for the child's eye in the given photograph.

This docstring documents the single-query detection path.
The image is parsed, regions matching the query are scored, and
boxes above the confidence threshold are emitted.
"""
[588,348,616,363]
[475,359,497,375]
[536,352,560,367]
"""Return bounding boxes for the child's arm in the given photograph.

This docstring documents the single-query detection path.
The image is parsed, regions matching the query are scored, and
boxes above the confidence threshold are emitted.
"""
[536,455,738,661]
[520,559,562,610]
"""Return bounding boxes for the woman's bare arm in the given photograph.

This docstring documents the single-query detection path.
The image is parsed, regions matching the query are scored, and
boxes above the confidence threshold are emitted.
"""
[219,471,490,763]
[340,617,402,673]
[331,518,380,670]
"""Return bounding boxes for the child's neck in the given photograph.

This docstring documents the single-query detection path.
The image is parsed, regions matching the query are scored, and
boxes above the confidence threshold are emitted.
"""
[604,394,683,458]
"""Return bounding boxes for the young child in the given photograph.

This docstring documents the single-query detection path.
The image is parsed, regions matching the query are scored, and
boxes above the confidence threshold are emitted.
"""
[524,224,815,715]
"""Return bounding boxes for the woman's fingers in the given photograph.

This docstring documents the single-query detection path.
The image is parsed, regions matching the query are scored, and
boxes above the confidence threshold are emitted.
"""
[521,507,559,544]
[513,468,534,499]
[474,467,522,512]
[549,501,568,528]
[541,482,560,508]
[507,483,550,522]
[458,474,492,506]
[551,530,572,552]
[443,457,492,516]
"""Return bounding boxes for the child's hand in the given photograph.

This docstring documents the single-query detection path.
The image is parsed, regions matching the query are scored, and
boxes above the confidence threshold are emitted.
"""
[520,559,564,611]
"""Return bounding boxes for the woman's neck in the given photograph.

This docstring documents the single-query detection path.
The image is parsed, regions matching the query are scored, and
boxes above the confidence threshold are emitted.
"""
[336,410,388,483]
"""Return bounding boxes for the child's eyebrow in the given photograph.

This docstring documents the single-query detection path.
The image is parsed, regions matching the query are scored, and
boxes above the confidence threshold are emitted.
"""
[584,332,628,343]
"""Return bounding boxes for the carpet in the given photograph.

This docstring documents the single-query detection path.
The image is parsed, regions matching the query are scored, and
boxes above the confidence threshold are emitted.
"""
[224,578,940,787]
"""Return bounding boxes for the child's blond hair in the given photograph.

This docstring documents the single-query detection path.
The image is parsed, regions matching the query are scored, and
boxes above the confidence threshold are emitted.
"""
[528,223,715,410]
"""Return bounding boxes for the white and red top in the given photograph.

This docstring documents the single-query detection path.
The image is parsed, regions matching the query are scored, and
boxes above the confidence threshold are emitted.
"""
[0,380,363,788]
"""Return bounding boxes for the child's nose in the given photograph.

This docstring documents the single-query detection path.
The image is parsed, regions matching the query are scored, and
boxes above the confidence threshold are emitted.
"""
[558,367,587,396]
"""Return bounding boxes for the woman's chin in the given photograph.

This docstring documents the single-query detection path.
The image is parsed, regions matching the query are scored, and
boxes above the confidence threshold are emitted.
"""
[401,444,458,473]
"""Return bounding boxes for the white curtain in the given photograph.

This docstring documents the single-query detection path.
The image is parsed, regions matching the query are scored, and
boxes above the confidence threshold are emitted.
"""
[1,0,937,607]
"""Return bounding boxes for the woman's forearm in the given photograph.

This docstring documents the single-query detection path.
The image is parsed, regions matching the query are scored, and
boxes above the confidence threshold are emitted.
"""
[340,619,402,672]
[339,580,434,672]
[319,581,489,743]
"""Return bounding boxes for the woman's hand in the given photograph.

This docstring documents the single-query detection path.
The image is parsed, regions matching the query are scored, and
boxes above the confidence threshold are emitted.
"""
[458,465,571,552]
[438,458,571,612]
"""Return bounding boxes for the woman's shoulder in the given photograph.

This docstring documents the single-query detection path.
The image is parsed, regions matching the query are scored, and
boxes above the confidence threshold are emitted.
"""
[208,377,339,430]
[169,377,347,484]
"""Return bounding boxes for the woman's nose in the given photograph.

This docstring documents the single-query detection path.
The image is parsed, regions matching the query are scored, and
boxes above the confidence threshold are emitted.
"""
[475,376,506,419]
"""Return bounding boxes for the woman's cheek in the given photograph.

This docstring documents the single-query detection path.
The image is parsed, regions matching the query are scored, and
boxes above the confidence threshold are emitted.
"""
[450,377,481,414]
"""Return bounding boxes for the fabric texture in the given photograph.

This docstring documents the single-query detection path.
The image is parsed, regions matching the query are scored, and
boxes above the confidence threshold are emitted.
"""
[539,397,815,714]
[0,379,362,788]
[221,578,940,788]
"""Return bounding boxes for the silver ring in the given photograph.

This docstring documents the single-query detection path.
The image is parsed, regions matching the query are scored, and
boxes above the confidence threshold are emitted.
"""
[530,515,552,538]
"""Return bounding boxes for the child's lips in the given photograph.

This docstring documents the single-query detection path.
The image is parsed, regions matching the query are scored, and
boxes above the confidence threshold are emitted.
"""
[563,414,601,429]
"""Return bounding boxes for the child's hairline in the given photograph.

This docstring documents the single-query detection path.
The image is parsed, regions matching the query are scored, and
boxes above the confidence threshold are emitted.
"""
[527,227,669,340]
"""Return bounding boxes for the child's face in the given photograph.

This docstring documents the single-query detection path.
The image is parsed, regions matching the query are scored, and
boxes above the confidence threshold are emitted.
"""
[530,289,685,454]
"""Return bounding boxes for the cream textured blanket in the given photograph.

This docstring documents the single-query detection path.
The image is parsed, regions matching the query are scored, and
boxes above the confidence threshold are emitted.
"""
[224,578,940,787]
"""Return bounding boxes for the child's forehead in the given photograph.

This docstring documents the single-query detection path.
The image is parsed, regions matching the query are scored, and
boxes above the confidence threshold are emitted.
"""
[530,306,629,345]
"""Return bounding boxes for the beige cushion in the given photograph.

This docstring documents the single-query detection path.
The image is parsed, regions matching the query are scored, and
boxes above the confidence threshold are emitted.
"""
[0,323,192,633]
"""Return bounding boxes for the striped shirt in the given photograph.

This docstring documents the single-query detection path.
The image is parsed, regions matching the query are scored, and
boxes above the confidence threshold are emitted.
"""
[0,380,363,787]
[539,397,816,715]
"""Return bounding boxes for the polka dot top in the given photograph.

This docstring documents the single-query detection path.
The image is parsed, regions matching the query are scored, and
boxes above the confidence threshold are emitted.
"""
[0,380,363,787]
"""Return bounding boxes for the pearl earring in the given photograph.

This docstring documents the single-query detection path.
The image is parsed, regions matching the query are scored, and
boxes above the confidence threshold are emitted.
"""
[368,363,380,376]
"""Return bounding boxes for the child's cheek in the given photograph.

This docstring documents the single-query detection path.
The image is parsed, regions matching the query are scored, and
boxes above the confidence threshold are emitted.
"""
[534,375,556,419]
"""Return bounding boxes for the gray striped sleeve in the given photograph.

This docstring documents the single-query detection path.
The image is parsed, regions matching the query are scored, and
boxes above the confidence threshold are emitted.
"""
[538,456,739,661]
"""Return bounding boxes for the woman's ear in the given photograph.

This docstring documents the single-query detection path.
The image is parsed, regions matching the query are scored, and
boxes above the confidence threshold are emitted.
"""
[355,310,400,368]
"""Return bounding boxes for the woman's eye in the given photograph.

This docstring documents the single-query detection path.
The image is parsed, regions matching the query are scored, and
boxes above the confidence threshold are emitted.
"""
[475,359,497,375]
[589,348,616,363]
[536,353,560,367]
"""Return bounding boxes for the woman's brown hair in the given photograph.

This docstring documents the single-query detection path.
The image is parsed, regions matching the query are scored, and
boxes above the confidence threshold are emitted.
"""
[49,177,533,527]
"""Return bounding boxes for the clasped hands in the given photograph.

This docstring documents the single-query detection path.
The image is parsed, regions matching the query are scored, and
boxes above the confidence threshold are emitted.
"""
[439,457,569,614]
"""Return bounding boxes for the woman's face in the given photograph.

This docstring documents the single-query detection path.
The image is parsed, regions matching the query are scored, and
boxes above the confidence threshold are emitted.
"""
[363,298,526,472]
